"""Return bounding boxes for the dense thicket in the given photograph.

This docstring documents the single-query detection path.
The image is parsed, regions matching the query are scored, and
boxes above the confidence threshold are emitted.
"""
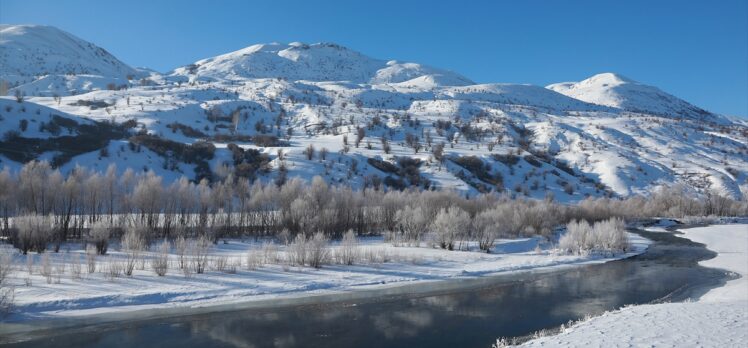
[0,161,745,251]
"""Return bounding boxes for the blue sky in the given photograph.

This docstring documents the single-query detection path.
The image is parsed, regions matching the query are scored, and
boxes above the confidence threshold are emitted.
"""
[1,0,746,117]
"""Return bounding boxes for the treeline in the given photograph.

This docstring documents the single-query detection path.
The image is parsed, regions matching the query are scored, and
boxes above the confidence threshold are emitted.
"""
[0,161,746,253]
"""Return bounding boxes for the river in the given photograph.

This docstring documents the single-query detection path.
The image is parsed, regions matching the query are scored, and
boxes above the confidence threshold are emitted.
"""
[1,229,730,348]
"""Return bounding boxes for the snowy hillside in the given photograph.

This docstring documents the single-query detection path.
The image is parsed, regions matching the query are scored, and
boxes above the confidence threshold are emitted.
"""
[1,25,747,201]
[547,73,720,122]
[0,25,145,96]
[169,42,474,86]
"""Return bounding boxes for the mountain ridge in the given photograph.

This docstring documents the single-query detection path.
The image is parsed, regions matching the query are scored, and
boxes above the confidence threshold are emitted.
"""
[168,41,476,86]
[1,24,745,201]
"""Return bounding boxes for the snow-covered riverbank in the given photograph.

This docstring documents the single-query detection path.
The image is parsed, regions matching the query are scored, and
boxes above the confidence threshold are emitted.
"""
[1,233,650,323]
[519,223,748,347]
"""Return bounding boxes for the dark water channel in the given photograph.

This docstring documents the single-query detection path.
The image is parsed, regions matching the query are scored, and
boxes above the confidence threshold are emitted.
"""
[2,229,730,348]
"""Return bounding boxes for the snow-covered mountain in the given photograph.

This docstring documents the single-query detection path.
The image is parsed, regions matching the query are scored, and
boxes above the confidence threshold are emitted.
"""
[169,42,474,86]
[0,24,146,96]
[1,25,746,201]
[547,73,719,122]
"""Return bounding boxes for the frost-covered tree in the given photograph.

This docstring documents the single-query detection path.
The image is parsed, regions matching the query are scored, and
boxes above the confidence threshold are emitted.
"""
[307,232,331,268]
[558,218,628,255]
[122,223,146,276]
[13,214,53,254]
[18,161,53,215]
[0,252,13,316]
[88,220,111,255]
[0,169,15,234]
[337,229,359,265]
[431,207,470,250]
[151,239,170,276]
[395,205,429,245]
[131,172,164,229]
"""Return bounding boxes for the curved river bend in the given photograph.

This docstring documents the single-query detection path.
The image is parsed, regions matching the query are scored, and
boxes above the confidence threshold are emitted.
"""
[2,230,730,348]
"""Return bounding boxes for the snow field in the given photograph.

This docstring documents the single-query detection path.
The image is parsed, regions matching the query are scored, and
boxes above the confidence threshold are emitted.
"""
[518,224,748,347]
[1,233,650,321]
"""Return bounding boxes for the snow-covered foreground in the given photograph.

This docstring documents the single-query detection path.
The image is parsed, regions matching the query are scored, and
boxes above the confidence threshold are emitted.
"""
[519,224,748,347]
[3,234,649,322]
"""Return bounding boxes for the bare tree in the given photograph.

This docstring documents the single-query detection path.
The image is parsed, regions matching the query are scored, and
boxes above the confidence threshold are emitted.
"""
[307,232,330,268]
[175,235,188,270]
[559,218,628,255]
[355,127,365,147]
[381,137,391,154]
[151,239,170,276]
[431,207,470,250]
[192,235,211,274]
[288,234,308,266]
[89,220,111,255]
[473,210,499,252]
[13,214,53,254]
[305,144,315,160]
[131,172,164,229]
[85,244,97,274]
[122,224,146,276]
[337,229,359,265]
[395,206,429,245]
[432,142,445,163]
[0,252,14,316]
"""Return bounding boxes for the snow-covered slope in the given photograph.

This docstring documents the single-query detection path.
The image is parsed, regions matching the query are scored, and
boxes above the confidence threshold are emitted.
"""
[521,223,748,348]
[0,24,144,96]
[1,25,746,201]
[169,42,474,86]
[547,73,719,121]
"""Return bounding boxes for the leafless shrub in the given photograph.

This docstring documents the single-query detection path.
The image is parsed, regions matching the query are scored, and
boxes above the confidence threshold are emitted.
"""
[261,242,279,264]
[0,253,14,286]
[278,229,292,245]
[182,261,194,278]
[53,260,64,284]
[71,254,82,280]
[363,248,377,264]
[305,144,315,160]
[105,260,123,281]
[394,206,429,246]
[0,252,14,316]
[307,232,330,268]
[86,245,97,273]
[558,218,629,255]
[122,225,146,276]
[432,207,470,250]
[212,255,228,272]
[337,230,359,265]
[226,257,239,274]
[379,248,392,263]
[151,239,170,276]
[13,214,53,254]
[175,235,188,269]
[89,220,112,255]
[473,209,502,252]
[246,246,262,270]
[363,247,391,264]
[26,253,33,274]
[192,235,211,274]
[40,252,52,284]
[287,234,308,266]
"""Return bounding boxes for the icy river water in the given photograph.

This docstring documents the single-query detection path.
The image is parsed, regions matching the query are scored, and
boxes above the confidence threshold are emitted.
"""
[3,229,730,348]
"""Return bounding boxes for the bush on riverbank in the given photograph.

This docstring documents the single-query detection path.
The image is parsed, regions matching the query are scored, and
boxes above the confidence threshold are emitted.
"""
[558,218,630,255]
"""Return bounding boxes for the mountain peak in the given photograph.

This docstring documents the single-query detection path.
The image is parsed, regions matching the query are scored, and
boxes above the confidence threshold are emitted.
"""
[0,23,139,92]
[171,41,474,86]
[547,72,717,120]
[580,72,636,86]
